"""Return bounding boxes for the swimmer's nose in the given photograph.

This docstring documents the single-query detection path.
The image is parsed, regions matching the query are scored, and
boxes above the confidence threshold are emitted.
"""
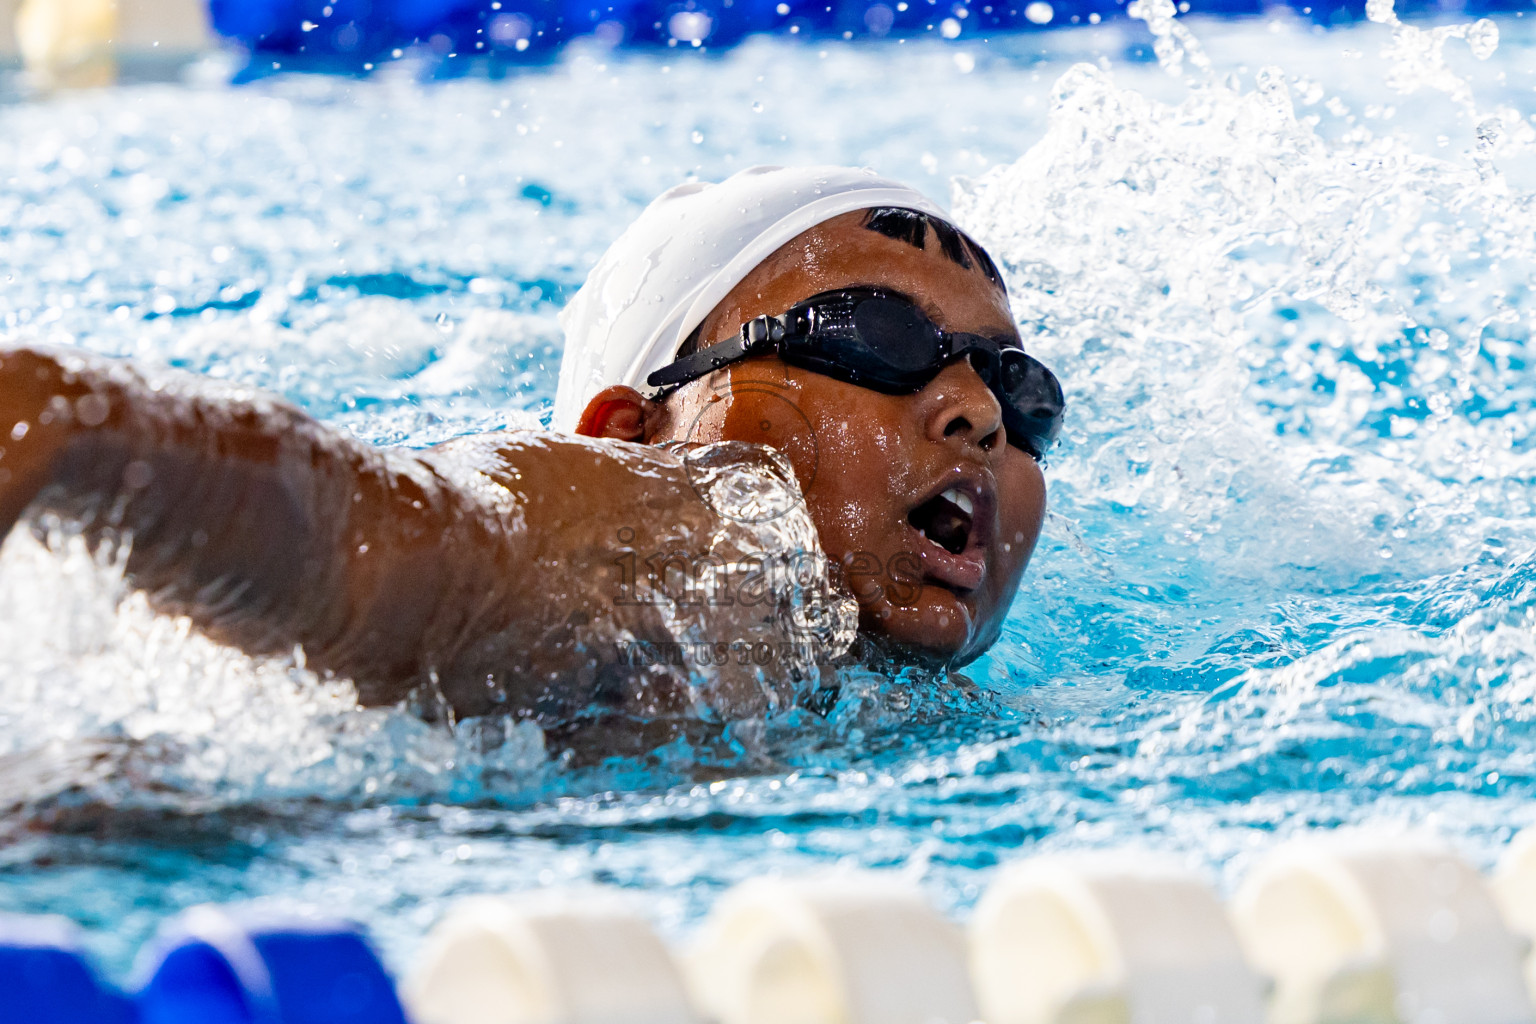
[925,358,1006,455]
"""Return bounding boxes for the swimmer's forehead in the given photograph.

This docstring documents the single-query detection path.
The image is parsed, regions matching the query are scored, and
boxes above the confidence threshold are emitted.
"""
[692,210,1020,348]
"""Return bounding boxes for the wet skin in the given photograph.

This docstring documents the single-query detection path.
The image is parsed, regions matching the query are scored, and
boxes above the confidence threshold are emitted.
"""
[576,212,1048,668]
[0,351,802,733]
[0,213,1046,732]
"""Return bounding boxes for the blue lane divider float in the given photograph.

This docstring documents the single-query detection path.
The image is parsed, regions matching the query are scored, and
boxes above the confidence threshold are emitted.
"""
[0,913,137,1024]
[134,906,408,1024]
[206,0,1535,67]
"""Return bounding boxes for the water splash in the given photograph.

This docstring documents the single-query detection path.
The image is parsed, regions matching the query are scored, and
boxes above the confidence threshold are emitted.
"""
[0,525,552,824]
[951,1,1536,875]
[956,6,1536,591]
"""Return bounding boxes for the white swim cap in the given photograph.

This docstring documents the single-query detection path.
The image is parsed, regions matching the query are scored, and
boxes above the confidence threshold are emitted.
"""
[552,165,951,431]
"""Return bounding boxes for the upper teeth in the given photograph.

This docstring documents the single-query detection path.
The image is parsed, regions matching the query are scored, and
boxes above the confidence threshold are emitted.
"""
[942,488,974,516]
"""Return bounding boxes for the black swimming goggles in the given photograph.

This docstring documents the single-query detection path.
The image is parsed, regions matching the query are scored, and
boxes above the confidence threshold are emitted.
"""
[646,287,1066,460]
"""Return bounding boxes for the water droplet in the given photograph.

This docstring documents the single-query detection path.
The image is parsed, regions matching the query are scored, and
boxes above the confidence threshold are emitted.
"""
[668,10,713,42]
[1467,18,1499,60]
[1476,116,1502,149]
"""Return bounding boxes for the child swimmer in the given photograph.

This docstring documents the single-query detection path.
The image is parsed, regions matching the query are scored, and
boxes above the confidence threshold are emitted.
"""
[0,166,1064,732]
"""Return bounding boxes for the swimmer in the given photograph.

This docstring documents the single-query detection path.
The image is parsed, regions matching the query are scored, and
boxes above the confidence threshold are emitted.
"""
[0,166,1063,735]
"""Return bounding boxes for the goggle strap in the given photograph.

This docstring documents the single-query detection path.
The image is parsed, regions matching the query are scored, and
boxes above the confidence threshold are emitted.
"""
[644,314,786,389]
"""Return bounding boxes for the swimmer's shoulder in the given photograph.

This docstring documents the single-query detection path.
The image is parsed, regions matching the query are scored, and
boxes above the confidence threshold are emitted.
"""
[416,429,692,517]
[425,427,682,470]
[417,429,800,529]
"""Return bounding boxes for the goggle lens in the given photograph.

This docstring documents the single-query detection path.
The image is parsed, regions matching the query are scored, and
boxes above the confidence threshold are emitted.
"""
[851,298,943,374]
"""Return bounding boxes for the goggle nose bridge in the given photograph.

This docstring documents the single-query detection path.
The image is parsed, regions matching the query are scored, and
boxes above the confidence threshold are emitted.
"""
[964,347,999,386]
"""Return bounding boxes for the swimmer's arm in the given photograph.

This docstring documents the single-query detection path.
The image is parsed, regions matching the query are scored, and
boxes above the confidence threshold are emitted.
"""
[0,346,525,706]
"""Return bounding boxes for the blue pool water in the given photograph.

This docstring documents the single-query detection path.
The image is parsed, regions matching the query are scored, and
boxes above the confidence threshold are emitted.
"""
[3,5,1536,977]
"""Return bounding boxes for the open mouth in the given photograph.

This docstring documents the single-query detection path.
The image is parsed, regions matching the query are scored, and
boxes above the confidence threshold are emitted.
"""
[907,487,975,556]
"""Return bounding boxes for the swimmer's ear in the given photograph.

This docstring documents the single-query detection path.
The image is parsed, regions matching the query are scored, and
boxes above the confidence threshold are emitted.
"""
[574,386,657,442]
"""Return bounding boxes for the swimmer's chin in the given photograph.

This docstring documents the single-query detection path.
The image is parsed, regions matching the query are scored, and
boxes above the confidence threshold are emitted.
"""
[851,583,1005,671]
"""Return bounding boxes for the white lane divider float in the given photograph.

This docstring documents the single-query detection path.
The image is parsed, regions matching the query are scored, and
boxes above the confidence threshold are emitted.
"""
[1492,826,1536,1005]
[403,835,1536,1024]
[969,855,1268,1024]
[683,873,979,1024]
[404,895,699,1024]
[1232,836,1535,1024]
[12,0,212,88]
[15,0,118,88]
